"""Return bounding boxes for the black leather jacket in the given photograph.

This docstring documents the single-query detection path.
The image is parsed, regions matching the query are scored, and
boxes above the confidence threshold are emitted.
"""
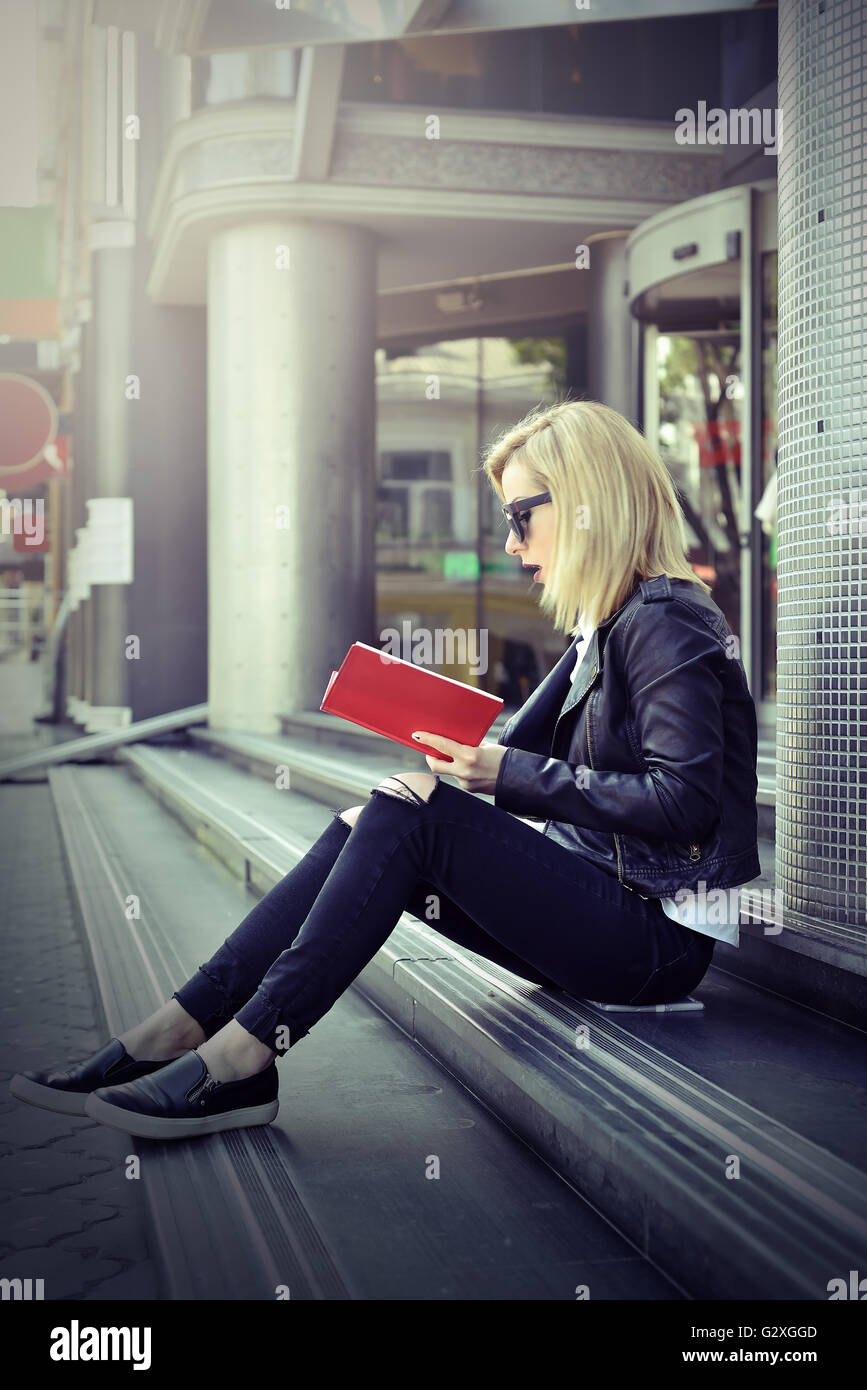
[493,574,761,897]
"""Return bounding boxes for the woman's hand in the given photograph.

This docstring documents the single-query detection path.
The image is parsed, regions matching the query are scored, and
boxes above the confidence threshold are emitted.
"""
[411,731,509,795]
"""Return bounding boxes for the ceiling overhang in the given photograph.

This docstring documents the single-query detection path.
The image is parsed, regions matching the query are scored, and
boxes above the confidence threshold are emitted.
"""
[92,0,766,54]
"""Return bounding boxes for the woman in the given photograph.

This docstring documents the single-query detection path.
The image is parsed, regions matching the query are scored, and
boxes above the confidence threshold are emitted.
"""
[10,399,760,1140]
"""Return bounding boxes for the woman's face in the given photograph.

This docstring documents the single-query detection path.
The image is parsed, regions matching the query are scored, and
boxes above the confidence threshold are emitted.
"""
[501,459,555,584]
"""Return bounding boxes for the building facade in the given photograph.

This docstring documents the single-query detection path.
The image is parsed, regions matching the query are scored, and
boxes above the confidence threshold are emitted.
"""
[1,0,864,940]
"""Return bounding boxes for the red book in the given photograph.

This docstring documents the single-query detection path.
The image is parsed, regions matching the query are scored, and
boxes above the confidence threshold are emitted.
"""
[320,641,504,763]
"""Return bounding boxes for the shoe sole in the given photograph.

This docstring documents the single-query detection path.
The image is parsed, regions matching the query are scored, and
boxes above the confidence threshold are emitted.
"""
[84,1092,279,1139]
[9,1073,90,1116]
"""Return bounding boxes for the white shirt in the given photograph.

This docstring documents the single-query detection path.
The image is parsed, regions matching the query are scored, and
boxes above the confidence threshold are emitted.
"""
[515,616,740,947]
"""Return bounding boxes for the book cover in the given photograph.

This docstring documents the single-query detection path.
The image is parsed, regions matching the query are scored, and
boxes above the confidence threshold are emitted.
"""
[320,641,504,762]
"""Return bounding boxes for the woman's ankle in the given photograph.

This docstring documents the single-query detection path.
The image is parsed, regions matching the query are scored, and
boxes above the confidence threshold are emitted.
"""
[119,1004,207,1060]
[197,1022,276,1082]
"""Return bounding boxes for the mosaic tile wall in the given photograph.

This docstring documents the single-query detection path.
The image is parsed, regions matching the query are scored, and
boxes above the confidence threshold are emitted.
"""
[776,0,866,928]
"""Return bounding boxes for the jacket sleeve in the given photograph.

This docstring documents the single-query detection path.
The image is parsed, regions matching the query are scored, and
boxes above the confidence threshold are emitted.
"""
[492,602,727,841]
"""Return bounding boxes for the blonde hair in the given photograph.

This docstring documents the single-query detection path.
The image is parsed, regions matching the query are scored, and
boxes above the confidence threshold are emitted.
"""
[478,398,710,638]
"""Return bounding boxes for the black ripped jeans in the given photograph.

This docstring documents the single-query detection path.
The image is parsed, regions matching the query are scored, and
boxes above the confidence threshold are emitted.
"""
[172,775,715,1053]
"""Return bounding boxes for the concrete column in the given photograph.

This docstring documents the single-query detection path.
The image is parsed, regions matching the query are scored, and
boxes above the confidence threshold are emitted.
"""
[65,333,90,716]
[125,38,207,724]
[207,219,377,733]
[86,242,134,724]
[586,232,632,415]
[777,0,866,928]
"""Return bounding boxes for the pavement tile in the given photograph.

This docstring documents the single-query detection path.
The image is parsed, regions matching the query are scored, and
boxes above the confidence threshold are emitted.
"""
[0,1245,131,1302]
[1,1191,119,1248]
[0,1147,114,1198]
[0,782,161,1301]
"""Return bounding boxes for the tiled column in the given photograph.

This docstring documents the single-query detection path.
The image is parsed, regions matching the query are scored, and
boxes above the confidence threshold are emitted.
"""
[776,0,866,928]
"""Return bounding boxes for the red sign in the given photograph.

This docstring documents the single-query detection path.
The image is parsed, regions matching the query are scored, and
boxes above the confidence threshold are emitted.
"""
[12,515,48,553]
[0,373,58,479]
[693,418,741,469]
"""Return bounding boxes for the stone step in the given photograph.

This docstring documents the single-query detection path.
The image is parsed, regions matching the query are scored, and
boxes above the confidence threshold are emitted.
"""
[48,761,673,1299]
[106,740,867,1299]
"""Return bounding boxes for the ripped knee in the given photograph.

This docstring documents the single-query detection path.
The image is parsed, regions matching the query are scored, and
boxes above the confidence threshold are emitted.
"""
[370,773,439,808]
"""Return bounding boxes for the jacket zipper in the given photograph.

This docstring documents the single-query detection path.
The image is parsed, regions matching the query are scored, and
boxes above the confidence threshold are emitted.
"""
[577,645,704,886]
[585,671,624,886]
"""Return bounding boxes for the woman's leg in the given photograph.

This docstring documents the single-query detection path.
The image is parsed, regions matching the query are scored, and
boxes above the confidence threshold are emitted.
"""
[401,878,560,986]
[222,774,712,1066]
[393,777,715,1000]
[402,877,715,1000]
[118,810,354,1062]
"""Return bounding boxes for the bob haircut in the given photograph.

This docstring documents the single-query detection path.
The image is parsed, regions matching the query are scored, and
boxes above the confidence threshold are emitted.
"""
[479,398,711,639]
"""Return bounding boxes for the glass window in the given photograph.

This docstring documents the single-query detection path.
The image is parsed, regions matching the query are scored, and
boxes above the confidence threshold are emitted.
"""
[380,451,451,481]
[759,251,778,703]
[376,450,454,547]
[375,486,409,545]
[343,15,735,120]
[656,332,743,639]
[417,488,452,543]
[191,48,297,108]
[375,336,571,700]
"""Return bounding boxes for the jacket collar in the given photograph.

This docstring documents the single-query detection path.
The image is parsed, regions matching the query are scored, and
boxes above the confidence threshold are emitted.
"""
[595,572,672,631]
[556,574,671,719]
[499,574,675,748]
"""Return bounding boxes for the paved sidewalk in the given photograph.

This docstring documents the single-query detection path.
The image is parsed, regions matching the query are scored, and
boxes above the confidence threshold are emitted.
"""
[0,657,160,1300]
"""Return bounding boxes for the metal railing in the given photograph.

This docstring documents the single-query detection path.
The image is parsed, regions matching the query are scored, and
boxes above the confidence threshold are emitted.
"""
[0,589,46,661]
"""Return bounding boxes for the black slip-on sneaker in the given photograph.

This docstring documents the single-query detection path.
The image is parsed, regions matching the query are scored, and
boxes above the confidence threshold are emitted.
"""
[9,1039,174,1117]
[84,1049,279,1140]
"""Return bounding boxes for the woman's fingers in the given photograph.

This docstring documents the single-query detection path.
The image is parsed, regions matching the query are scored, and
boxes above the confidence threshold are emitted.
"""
[412,731,463,769]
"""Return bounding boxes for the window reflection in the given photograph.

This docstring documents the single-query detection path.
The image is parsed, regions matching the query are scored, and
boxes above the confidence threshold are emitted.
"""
[343,17,741,120]
[191,49,297,107]
[377,451,453,546]
[759,251,778,703]
[656,332,742,637]
[375,338,570,704]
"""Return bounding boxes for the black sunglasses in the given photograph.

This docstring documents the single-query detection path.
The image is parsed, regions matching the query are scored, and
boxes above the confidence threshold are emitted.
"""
[501,491,552,543]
